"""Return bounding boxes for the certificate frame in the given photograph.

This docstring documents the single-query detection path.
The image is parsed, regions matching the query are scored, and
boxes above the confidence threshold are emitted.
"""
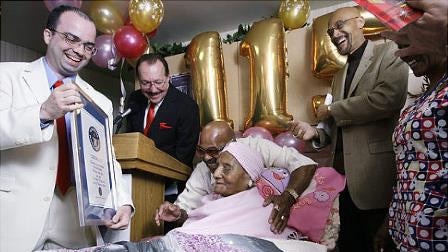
[70,85,118,226]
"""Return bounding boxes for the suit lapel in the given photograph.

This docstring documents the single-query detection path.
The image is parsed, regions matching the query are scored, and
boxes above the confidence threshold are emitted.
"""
[333,64,348,101]
[22,58,51,104]
[347,41,374,97]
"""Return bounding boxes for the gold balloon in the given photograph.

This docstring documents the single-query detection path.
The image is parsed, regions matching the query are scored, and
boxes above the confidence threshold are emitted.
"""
[89,1,124,34]
[185,32,233,128]
[311,95,326,117]
[278,0,310,30]
[129,0,164,34]
[358,7,387,37]
[311,12,347,80]
[311,8,386,79]
[240,18,293,135]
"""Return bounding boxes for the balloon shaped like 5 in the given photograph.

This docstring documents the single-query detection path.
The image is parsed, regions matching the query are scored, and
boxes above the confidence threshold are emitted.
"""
[240,18,293,135]
[185,32,233,128]
[114,25,148,59]
[89,1,125,34]
[44,0,82,11]
[129,0,164,34]
[278,0,310,30]
[358,7,387,37]
[311,12,347,80]
[311,95,326,118]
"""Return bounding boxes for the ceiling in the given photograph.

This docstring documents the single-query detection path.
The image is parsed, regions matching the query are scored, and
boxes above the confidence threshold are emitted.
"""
[1,0,350,72]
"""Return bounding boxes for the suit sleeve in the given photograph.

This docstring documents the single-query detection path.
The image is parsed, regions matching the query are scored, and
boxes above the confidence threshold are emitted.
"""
[0,64,54,151]
[175,100,200,167]
[330,43,409,127]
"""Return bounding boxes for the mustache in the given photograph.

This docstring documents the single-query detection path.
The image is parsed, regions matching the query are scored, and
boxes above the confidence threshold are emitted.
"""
[205,157,217,166]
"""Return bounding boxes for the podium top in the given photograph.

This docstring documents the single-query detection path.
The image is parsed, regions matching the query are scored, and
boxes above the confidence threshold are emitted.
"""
[113,132,192,181]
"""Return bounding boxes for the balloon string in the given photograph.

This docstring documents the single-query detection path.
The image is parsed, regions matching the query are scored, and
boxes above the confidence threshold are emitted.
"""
[119,58,126,114]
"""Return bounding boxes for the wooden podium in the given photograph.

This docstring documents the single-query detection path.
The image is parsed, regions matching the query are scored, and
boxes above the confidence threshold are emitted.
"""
[112,132,192,241]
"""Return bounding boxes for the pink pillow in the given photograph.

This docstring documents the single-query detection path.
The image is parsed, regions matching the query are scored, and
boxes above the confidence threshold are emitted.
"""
[256,167,346,242]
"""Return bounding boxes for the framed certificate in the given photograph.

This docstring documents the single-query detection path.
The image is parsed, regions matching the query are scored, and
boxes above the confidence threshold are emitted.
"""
[70,85,118,226]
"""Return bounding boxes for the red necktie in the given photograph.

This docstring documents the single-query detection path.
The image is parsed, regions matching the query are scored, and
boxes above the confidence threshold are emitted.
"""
[53,80,71,195]
[143,103,156,136]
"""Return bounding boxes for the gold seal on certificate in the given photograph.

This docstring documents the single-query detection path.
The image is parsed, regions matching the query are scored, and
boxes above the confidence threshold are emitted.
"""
[70,84,118,226]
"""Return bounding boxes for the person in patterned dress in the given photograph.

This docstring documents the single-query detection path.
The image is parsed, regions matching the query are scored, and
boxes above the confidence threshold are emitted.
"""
[381,31,447,251]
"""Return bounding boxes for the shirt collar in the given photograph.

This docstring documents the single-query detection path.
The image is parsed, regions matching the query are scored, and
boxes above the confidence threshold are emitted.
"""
[348,40,368,63]
[43,57,76,87]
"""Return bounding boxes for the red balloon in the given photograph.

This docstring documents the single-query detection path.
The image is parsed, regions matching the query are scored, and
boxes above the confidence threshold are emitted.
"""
[114,25,147,59]
[274,131,306,153]
[243,127,274,141]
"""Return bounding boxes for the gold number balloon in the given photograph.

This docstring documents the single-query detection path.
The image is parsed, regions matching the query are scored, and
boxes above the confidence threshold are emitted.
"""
[185,32,233,128]
[311,95,326,117]
[89,1,125,34]
[278,0,310,30]
[358,7,387,37]
[311,7,387,79]
[240,18,293,135]
[129,0,164,34]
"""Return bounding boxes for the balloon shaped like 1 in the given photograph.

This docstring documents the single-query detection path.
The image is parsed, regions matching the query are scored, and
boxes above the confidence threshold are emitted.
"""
[243,127,274,142]
[240,18,293,135]
[278,0,310,30]
[129,0,164,34]
[311,7,386,79]
[44,0,82,11]
[185,31,233,128]
[89,1,125,34]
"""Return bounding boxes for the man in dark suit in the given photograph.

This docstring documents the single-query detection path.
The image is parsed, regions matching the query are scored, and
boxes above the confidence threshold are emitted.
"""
[124,54,200,233]
[125,53,200,168]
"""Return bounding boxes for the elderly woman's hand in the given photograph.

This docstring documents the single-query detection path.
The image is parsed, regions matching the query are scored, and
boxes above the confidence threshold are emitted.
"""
[263,192,295,234]
[155,201,182,226]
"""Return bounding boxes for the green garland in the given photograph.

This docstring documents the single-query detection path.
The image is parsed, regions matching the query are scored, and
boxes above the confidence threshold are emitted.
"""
[151,24,251,57]
[151,42,186,58]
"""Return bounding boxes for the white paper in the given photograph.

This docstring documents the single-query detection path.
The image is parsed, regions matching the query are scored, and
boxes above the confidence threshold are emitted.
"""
[80,109,113,208]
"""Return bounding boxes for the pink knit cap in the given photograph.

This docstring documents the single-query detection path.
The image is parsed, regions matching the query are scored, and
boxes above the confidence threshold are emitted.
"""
[222,141,264,180]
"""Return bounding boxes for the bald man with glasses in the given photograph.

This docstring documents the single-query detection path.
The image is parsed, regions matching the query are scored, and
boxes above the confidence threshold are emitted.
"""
[289,6,409,251]
[155,121,317,235]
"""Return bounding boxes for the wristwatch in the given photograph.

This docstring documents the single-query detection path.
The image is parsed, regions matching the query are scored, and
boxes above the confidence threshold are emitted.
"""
[285,188,299,201]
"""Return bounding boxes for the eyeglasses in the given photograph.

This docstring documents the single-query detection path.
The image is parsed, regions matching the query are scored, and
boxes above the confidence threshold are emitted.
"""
[49,29,97,55]
[196,144,227,157]
[139,79,167,87]
[327,17,359,37]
